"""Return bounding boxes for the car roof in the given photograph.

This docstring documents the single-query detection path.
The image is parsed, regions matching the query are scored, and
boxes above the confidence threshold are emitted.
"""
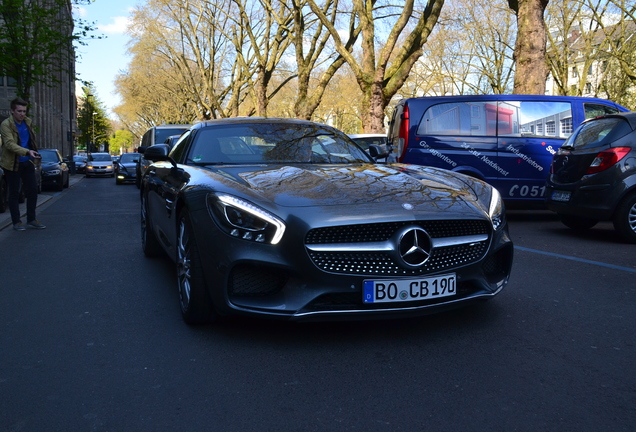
[348,133,387,138]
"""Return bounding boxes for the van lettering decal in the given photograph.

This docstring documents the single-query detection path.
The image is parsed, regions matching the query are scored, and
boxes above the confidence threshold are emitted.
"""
[506,145,544,171]
[419,141,457,168]
[461,143,509,177]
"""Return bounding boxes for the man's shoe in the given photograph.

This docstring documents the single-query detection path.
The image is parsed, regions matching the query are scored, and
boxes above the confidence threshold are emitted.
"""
[13,223,26,231]
[27,220,46,229]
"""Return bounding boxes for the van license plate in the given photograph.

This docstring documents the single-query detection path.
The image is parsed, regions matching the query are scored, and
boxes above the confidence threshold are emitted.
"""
[363,274,456,303]
[551,190,571,202]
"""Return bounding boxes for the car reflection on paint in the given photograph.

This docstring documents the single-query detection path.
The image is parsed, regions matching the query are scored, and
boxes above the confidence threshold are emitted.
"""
[140,118,513,325]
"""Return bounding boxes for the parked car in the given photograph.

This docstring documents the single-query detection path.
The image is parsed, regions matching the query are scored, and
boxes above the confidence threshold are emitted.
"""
[136,124,190,188]
[73,155,87,174]
[348,133,388,151]
[39,148,69,191]
[141,118,513,325]
[114,152,140,185]
[387,95,629,207]
[85,152,114,177]
[545,112,636,243]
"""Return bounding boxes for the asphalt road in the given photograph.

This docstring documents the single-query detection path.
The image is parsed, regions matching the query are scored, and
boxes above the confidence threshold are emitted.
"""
[1,177,634,432]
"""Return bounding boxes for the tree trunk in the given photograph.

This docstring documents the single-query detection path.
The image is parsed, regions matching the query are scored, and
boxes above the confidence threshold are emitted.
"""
[510,0,550,94]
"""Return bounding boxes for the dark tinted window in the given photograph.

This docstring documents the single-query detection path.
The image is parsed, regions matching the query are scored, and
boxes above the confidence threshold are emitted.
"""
[119,153,139,163]
[569,117,632,149]
[584,103,620,119]
[40,150,60,163]
[155,128,188,144]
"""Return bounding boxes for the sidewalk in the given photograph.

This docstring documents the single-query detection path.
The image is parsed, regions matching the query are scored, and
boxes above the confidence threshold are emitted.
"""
[0,174,84,231]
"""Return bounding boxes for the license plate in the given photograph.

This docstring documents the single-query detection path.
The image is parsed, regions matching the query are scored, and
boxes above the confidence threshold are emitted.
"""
[551,190,571,202]
[363,274,456,304]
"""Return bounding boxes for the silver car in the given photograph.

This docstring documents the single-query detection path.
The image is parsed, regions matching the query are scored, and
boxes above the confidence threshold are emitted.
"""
[85,152,114,178]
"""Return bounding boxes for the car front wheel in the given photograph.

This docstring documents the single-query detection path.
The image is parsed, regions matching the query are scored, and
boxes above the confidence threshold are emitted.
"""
[177,211,214,325]
[613,193,636,244]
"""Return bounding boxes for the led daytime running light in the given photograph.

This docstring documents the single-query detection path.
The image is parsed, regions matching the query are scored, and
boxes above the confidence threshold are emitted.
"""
[217,194,285,244]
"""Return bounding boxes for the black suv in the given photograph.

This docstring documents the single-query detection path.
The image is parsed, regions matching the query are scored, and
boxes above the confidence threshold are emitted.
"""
[136,124,190,188]
[546,112,636,243]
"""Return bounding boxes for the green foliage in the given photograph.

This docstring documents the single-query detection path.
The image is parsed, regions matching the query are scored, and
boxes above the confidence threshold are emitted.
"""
[109,130,135,154]
[0,0,99,100]
[76,85,111,152]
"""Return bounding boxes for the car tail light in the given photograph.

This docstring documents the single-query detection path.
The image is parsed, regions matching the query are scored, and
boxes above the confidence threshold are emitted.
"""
[586,147,631,174]
[396,105,410,162]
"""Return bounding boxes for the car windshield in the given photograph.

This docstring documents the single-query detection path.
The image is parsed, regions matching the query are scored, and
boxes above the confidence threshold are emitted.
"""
[73,156,86,162]
[187,124,371,165]
[119,153,138,163]
[40,151,59,163]
[89,154,112,161]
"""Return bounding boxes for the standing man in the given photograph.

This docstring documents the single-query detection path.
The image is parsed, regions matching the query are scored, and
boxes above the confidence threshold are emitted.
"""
[0,98,45,231]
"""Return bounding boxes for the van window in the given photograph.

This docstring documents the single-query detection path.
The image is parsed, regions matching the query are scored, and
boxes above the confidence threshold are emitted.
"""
[584,103,620,119]
[510,101,572,138]
[417,101,573,139]
[417,102,497,137]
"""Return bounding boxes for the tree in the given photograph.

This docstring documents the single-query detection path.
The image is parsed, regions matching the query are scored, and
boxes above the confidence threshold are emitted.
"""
[109,130,135,154]
[0,0,96,100]
[308,0,446,132]
[77,85,111,152]
[508,0,550,94]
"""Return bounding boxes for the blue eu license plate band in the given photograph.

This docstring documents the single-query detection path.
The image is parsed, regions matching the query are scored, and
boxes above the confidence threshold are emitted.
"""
[363,274,456,304]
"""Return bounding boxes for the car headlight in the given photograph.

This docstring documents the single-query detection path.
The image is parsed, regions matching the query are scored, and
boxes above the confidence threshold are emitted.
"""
[45,169,61,176]
[488,187,505,231]
[207,193,286,244]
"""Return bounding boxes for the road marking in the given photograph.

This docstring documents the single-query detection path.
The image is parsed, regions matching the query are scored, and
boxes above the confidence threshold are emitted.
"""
[515,246,636,274]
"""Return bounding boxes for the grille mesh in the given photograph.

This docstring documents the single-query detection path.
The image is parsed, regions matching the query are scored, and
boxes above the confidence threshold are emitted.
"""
[306,220,490,276]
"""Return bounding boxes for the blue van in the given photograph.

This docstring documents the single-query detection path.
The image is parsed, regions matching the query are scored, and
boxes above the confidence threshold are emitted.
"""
[387,95,629,207]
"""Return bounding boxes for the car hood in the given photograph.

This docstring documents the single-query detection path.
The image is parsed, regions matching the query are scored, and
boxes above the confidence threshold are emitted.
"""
[192,163,490,215]
[119,162,137,169]
[41,161,60,170]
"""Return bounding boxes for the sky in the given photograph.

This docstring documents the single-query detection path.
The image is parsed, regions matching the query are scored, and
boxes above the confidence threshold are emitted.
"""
[74,1,137,117]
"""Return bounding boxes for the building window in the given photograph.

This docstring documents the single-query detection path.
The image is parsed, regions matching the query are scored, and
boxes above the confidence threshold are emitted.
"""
[585,83,592,93]
[588,65,593,75]
[572,67,578,78]
[7,77,17,87]
[546,121,556,136]
[561,117,573,135]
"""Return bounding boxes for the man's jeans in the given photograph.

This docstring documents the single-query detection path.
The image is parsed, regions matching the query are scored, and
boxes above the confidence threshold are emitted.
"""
[5,160,38,225]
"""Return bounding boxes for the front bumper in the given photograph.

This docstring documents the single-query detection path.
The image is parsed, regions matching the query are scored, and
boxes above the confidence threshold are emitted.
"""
[191,206,514,322]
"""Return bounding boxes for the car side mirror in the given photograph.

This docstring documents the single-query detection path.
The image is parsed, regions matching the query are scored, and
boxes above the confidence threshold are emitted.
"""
[144,144,171,162]
[368,144,390,161]
[138,145,147,154]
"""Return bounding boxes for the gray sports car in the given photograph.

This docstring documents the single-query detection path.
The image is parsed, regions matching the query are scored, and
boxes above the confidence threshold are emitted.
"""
[140,118,513,325]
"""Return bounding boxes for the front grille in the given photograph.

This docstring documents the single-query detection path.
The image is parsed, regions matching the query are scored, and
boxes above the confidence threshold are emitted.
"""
[306,220,490,276]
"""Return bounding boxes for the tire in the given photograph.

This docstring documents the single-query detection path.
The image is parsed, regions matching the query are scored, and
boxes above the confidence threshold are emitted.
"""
[177,211,214,325]
[64,174,69,188]
[141,192,163,257]
[559,214,598,231]
[613,193,636,244]
[56,176,64,191]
